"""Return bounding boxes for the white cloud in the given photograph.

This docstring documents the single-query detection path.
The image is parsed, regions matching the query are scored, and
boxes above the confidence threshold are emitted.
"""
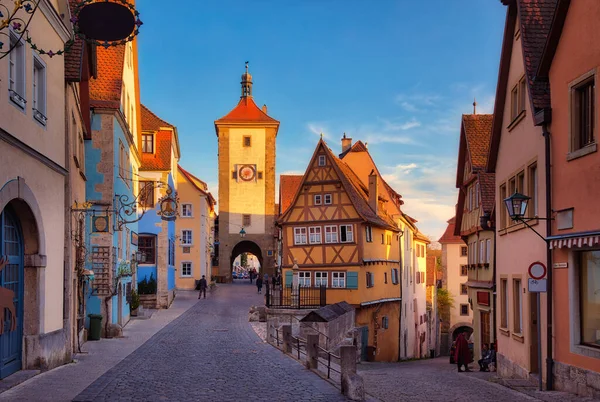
[382,118,421,131]
[395,94,443,112]
[307,123,330,140]
[380,154,458,240]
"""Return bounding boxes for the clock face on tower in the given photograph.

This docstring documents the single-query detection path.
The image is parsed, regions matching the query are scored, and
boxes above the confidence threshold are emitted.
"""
[238,164,256,182]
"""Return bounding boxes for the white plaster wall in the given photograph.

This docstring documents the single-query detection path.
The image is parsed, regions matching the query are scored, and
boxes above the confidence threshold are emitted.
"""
[446,243,470,328]
[0,141,65,333]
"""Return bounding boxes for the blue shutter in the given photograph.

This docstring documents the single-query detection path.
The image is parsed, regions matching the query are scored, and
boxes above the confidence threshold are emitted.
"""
[285,270,293,287]
[346,271,358,289]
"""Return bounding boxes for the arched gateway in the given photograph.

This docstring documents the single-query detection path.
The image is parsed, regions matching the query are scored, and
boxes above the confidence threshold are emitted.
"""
[230,240,263,275]
[214,64,279,281]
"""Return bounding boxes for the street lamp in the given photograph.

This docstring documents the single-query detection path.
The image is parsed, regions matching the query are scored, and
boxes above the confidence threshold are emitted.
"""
[133,250,145,264]
[504,192,530,221]
[239,227,246,238]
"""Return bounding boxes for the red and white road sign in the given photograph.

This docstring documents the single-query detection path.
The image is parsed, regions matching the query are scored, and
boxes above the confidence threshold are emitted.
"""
[528,262,547,280]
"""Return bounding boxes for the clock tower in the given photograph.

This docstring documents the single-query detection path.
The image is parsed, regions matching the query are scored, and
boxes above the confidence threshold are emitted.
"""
[214,63,280,280]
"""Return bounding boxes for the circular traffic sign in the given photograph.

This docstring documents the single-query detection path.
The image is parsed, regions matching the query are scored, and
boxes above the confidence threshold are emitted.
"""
[528,262,547,280]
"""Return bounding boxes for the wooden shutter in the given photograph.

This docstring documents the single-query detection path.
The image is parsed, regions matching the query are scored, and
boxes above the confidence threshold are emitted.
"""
[346,271,359,289]
[285,270,293,287]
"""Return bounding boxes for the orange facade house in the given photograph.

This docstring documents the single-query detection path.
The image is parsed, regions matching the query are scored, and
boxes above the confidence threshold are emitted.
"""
[534,0,600,396]
[454,113,496,362]
[489,0,550,384]
[278,139,402,361]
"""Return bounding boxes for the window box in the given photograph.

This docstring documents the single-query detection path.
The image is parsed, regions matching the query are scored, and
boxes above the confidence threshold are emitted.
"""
[33,108,47,126]
[9,89,26,110]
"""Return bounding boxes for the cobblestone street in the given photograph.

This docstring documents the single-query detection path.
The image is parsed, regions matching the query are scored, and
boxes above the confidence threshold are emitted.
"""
[358,358,599,402]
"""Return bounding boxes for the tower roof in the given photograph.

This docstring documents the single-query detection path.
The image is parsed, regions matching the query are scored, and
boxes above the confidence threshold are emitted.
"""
[215,63,279,126]
[215,97,279,124]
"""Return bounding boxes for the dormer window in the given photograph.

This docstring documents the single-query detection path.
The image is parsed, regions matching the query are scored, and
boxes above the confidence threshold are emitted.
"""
[142,134,154,153]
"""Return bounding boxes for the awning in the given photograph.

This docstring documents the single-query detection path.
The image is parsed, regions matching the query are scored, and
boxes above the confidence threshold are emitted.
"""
[548,232,600,249]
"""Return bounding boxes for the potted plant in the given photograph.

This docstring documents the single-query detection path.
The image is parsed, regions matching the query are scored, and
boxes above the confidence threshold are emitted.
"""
[130,289,140,316]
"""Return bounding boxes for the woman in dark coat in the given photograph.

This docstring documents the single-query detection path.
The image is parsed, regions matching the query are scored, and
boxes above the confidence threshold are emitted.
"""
[454,331,472,372]
[256,277,263,294]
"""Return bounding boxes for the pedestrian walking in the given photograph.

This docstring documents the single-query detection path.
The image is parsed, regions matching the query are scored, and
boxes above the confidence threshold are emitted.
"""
[256,276,263,294]
[454,331,472,372]
[197,275,208,299]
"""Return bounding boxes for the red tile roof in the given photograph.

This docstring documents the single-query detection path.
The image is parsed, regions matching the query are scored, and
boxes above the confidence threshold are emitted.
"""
[140,105,176,171]
[65,1,84,82]
[462,114,493,170]
[518,0,557,111]
[478,173,496,214]
[141,104,173,130]
[325,143,398,230]
[339,140,404,209]
[426,256,436,286]
[90,45,125,109]
[438,217,463,244]
[178,165,216,208]
[141,131,172,171]
[279,175,303,215]
[215,97,279,124]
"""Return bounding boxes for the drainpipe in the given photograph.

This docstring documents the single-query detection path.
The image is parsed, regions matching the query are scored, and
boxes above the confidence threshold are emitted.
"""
[64,85,73,357]
[543,124,554,390]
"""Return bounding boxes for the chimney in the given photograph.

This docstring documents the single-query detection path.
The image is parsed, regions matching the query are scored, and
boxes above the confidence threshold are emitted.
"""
[341,133,352,153]
[368,169,378,214]
[262,104,268,114]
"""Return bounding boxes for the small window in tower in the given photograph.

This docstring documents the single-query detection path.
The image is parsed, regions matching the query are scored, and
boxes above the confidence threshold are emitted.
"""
[232,171,238,180]
[243,214,251,227]
[243,136,251,147]
[258,171,263,180]
[318,155,326,166]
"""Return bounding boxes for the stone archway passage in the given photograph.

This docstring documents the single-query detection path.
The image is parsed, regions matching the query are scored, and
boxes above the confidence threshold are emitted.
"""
[230,241,263,274]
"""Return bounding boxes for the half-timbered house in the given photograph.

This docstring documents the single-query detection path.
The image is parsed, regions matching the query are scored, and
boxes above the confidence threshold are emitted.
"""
[454,112,496,362]
[278,138,402,361]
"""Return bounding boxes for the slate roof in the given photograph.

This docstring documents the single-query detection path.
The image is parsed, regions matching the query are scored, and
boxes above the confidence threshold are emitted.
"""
[518,0,557,111]
[215,97,279,124]
[90,45,125,109]
[462,114,493,170]
[279,175,303,215]
[438,217,463,244]
[299,302,354,323]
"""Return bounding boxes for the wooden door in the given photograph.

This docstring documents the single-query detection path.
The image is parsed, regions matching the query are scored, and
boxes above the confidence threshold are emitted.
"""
[0,208,23,378]
[480,311,490,347]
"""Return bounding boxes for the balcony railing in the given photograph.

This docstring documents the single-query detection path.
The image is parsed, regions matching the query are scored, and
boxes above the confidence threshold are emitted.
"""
[265,284,326,309]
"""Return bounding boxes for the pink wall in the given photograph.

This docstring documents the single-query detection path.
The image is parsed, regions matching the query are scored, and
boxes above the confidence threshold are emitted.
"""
[494,17,549,376]
[548,0,600,373]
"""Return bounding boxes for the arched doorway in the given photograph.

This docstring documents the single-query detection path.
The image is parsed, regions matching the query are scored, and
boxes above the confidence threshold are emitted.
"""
[451,325,473,340]
[230,241,263,281]
[0,206,24,378]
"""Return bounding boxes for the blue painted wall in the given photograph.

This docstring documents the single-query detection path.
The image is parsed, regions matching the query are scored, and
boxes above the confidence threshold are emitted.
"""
[137,173,176,293]
[84,113,139,328]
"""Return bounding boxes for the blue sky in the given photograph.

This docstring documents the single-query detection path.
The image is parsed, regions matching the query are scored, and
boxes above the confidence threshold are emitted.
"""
[137,0,506,241]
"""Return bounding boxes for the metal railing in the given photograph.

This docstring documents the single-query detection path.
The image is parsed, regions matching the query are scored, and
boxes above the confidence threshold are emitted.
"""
[268,324,340,379]
[290,315,331,350]
[265,284,326,309]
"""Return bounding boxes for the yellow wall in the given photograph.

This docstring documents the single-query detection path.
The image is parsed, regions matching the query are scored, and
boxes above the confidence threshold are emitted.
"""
[227,127,266,234]
[356,302,400,362]
[175,170,202,289]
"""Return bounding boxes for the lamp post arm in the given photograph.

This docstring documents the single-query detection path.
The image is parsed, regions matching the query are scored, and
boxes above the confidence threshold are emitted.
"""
[517,218,548,243]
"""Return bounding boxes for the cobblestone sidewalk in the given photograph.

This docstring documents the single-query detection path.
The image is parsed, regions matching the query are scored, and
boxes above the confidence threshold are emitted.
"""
[0,290,201,402]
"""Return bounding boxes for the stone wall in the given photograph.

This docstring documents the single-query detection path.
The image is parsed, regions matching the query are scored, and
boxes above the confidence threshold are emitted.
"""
[497,352,530,380]
[553,360,600,399]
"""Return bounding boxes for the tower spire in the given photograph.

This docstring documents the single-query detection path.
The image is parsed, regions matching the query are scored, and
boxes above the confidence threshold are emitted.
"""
[241,61,253,98]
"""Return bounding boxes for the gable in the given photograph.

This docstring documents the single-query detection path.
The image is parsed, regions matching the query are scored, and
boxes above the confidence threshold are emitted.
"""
[280,142,360,224]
